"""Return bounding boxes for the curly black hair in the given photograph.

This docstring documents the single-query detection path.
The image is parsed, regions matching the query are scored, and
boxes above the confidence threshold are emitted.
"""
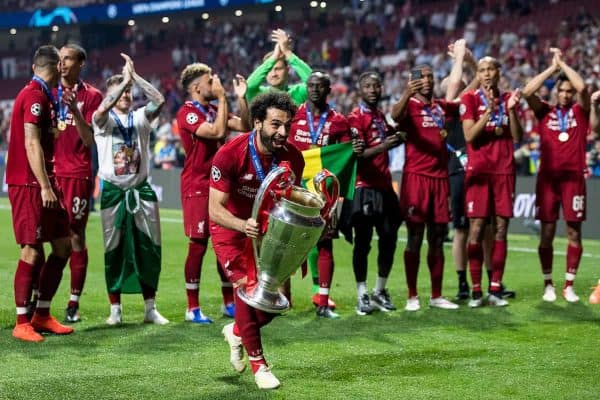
[250,91,297,122]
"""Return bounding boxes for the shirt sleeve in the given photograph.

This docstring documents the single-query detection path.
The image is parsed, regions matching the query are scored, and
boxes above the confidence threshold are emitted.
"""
[210,148,234,193]
[177,106,205,138]
[23,91,48,126]
[287,53,312,82]
[92,110,111,137]
[134,107,153,138]
[246,58,277,103]
[83,90,103,124]
[347,111,367,141]
[460,92,477,122]
[336,115,351,143]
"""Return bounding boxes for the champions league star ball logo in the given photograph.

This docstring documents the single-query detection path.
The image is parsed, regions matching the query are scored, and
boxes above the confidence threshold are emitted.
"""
[30,103,41,117]
[211,166,221,182]
[186,112,199,125]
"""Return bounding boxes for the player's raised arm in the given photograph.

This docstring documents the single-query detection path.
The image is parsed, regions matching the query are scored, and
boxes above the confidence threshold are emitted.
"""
[553,48,590,113]
[523,50,560,115]
[93,58,132,128]
[507,88,524,143]
[122,53,165,122]
[228,74,251,132]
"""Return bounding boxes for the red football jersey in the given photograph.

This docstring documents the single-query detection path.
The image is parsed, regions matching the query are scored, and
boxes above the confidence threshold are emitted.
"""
[535,102,588,173]
[460,89,515,175]
[177,101,222,196]
[347,104,394,190]
[398,97,459,178]
[288,104,351,151]
[209,132,305,238]
[53,81,102,179]
[7,79,57,186]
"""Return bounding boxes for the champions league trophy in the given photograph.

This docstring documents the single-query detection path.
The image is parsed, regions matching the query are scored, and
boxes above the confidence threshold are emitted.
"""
[237,161,339,313]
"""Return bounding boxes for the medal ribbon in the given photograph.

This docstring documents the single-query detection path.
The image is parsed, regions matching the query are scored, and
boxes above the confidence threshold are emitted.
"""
[359,102,386,140]
[305,104,329,144]
[556,107,570,133]
[192,101,216,123]
[424,102,445,129]
[478,90,505,128]
[32,75,58,122]
[57,82,68,123]
[248,130,277,183]
[110,110,134,147]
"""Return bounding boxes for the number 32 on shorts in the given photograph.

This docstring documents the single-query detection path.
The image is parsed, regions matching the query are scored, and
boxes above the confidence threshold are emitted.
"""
[72,196,88,220]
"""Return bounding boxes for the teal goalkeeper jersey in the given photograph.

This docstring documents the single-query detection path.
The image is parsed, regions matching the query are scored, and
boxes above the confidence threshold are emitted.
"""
[246,53,312,105]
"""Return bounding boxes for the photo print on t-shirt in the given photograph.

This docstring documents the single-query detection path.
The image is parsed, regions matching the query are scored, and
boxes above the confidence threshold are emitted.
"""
[112,138,140,176]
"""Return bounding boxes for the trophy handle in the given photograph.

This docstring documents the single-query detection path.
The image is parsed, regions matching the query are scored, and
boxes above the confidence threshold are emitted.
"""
[251,161,295,259]
[313,169,339,221]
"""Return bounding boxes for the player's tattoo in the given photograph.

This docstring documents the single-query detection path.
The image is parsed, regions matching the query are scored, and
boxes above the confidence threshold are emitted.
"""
[133,74,164,121]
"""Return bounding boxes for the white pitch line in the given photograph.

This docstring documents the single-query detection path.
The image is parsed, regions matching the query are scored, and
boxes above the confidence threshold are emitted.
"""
[0,203,598,258]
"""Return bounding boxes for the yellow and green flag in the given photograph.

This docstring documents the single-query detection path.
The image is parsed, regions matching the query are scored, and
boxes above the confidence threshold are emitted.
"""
[301,142,357,200]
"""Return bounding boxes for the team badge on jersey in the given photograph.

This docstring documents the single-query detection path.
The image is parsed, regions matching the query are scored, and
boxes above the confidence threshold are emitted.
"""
[459,103,466,116]
[211,166,221,182]
[186,112,199,125]
[31,103,41,117]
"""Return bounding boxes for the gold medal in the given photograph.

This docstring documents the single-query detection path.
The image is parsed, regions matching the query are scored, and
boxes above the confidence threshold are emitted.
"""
[558,131,569,142]
[494,126,503,136]
[58,120,67,131]
[439,129,448,138]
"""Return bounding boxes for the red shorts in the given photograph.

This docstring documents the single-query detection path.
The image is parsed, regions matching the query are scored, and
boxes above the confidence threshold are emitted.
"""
[182,194,209,239]
[465,173,515,218]
[211,231,251,284]
[56,176,92,234]
[536,172,586,222]
[8,185,70,245]
[400,172,450,224]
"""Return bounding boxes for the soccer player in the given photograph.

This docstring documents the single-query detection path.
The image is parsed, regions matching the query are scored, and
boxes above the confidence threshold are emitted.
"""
[247,29,312,106]
[391,39,472,311]
[8,45,74,342]
[53,44,103,323]
[460,57,523,308]
[343,71,403,315]
[287,70,353,318]
[589,90,600,305]
[209,92,304,389]
[522,49,591,302]
[177,63,250,323]
[92,53,168,325]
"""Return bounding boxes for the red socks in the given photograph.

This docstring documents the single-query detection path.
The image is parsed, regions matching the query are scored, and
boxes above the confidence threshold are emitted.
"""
[468,243,483,292]
[565,244,583,288]
[68,249,88,307]
[427,249,444,298]
[490,240,507,292]
[318,243,334,307]
[14,260,35,324]
[184,241,207,310]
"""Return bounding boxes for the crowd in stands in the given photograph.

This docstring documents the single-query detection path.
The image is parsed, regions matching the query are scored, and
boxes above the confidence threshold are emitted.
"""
[1,0,599,175]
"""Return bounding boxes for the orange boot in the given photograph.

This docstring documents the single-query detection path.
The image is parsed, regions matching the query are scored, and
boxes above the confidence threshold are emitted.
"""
[31,314,74,335]
[589,280,600,305]
[13,323,44,342]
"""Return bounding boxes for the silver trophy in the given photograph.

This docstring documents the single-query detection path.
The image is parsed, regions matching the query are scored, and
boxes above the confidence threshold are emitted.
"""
[237,162,339,313]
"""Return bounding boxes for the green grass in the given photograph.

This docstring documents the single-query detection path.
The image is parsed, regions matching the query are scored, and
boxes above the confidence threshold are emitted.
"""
[0,198,599,399]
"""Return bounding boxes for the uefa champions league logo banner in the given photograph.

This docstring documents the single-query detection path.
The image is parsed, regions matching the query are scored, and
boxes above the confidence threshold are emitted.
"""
[0,0,273,29]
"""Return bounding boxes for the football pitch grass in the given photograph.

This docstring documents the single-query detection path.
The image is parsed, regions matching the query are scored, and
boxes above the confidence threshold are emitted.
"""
[0,198,599,400]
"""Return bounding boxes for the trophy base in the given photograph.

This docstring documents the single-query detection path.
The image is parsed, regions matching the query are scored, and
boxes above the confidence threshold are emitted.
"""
[237,284,290,314]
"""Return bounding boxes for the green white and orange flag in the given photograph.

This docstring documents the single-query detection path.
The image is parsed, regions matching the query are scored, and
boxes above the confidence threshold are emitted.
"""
[301,142,357,200]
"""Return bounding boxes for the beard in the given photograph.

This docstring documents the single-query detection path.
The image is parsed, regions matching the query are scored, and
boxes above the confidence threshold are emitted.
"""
[258,126,285,154]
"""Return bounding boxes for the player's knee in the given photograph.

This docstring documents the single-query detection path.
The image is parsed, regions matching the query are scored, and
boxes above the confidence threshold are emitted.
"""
[52,237,72,259]
[20,245,41,265]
